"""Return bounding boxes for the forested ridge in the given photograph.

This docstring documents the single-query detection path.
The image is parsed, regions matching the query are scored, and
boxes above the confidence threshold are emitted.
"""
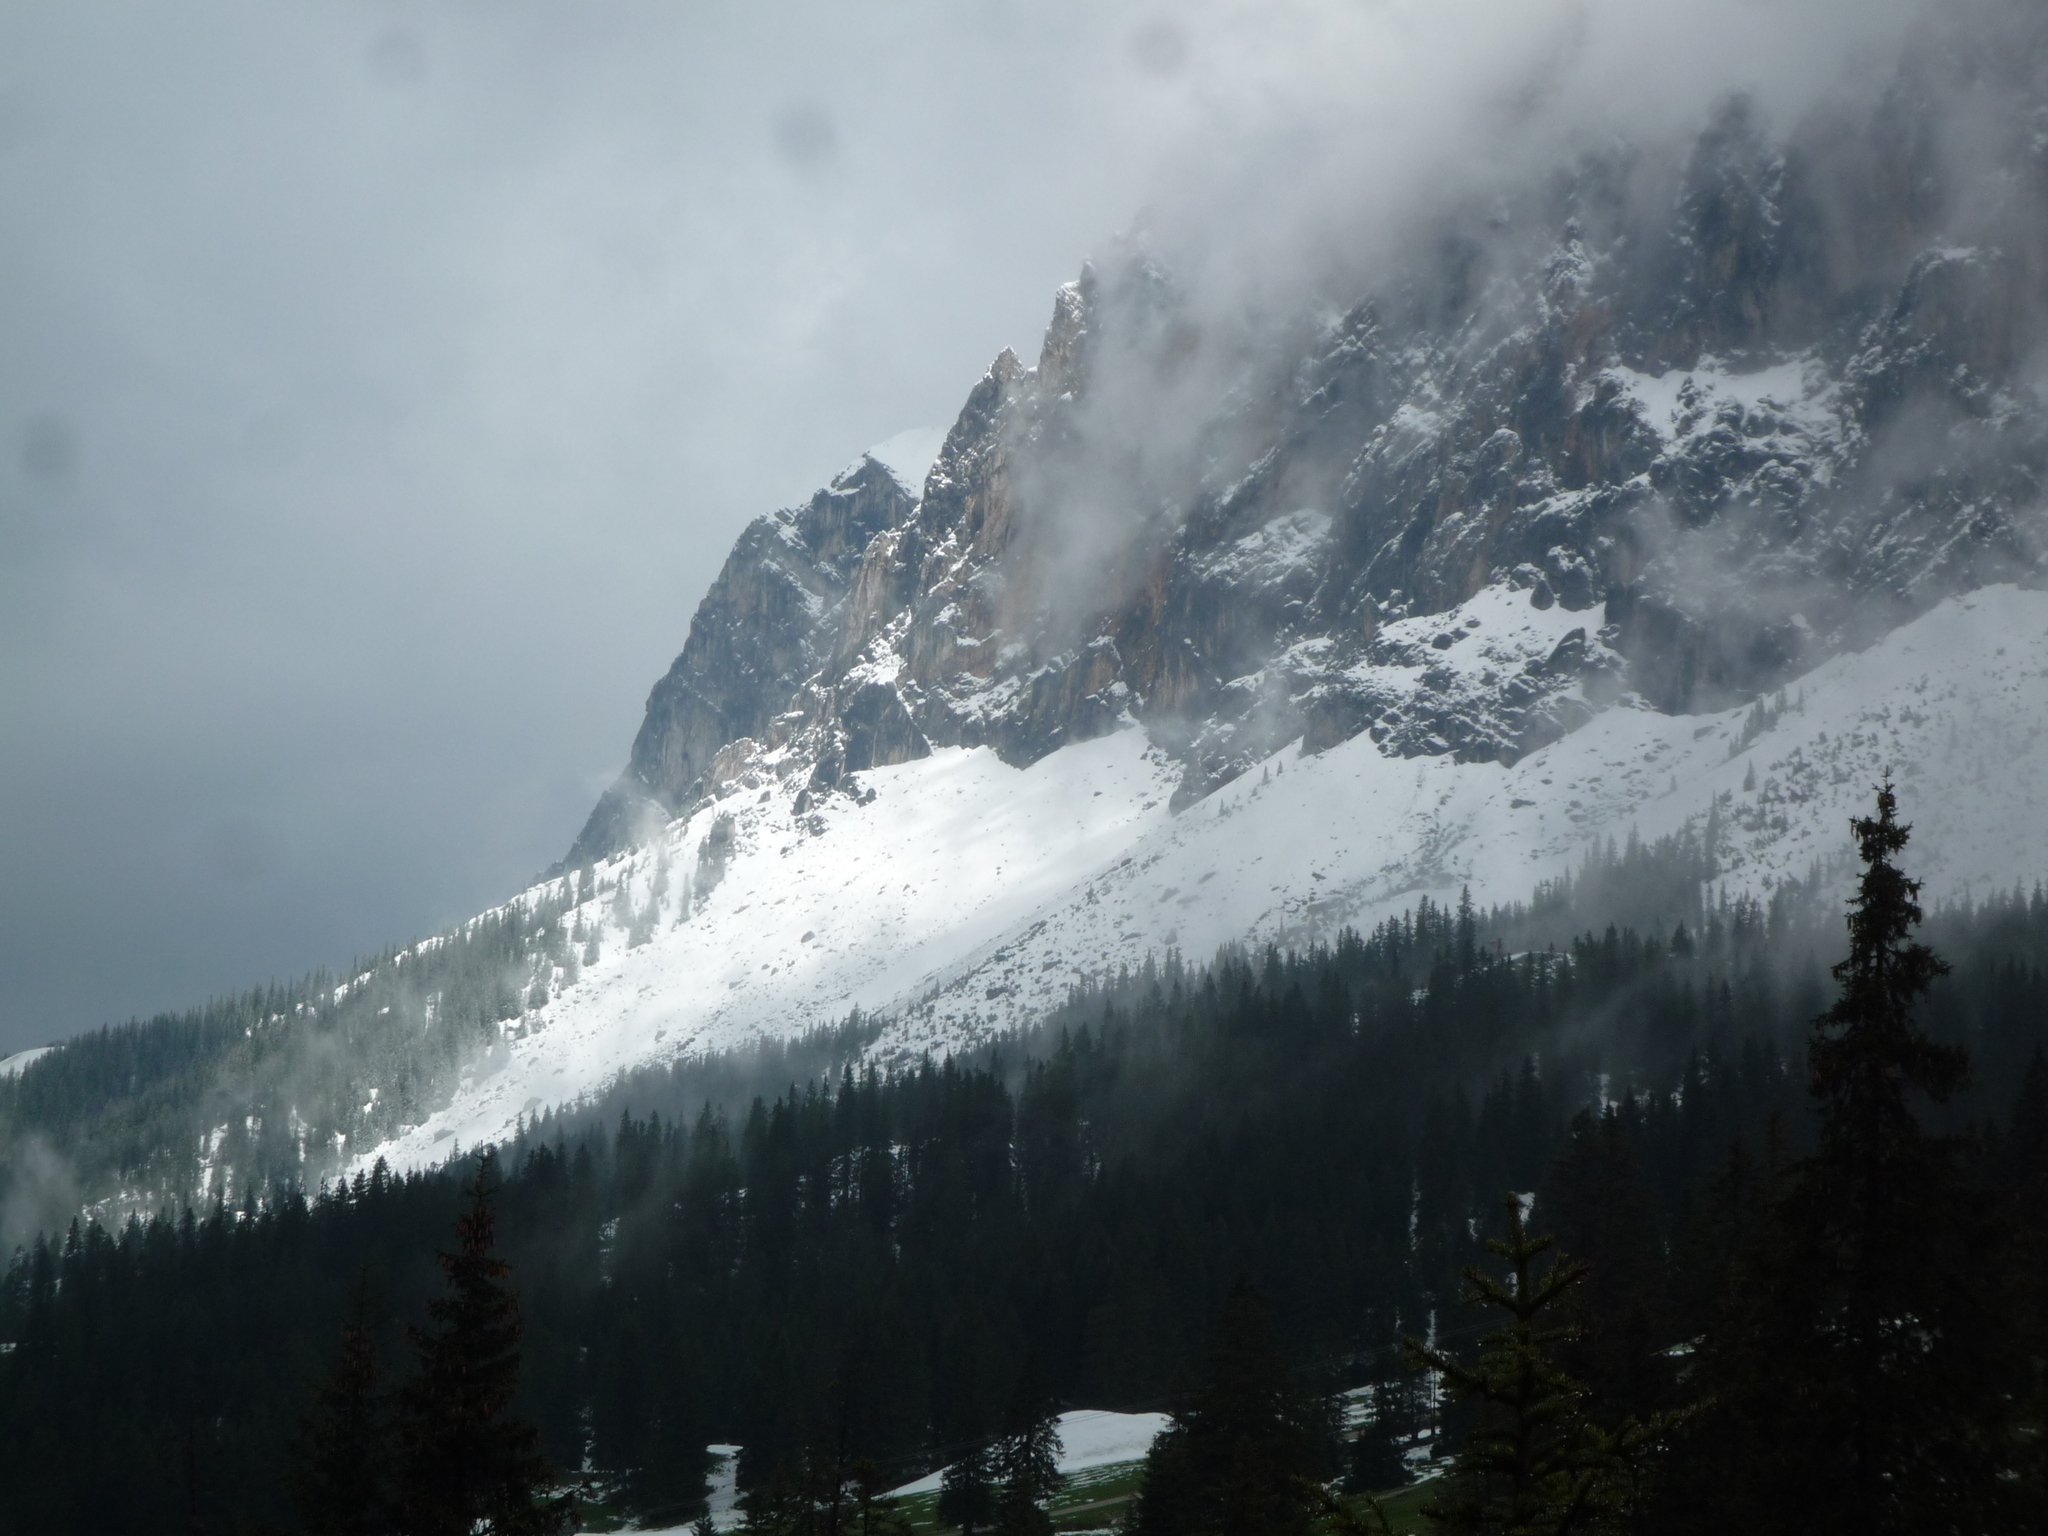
[3,809,2046,1533]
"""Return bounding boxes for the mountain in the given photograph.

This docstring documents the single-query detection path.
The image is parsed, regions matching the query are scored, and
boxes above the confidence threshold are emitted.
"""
[338,3,2048,1165]
[568,11,2048,858]
[6,0,2048,1215]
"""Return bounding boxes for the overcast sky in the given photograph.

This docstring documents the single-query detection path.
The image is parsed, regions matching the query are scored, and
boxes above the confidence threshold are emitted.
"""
[0,0,1902,1055]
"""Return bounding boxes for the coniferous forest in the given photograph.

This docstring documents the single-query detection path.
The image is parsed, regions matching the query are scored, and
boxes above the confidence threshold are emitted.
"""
[2,796,2047,1532]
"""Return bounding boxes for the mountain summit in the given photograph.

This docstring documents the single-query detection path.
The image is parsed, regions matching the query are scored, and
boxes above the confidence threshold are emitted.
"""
[569,11,2048,867]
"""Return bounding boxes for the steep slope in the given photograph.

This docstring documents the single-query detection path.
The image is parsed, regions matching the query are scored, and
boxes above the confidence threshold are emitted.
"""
[365,583,2048,1169]
[566,3,2048,865]
[345,7,2048,1170]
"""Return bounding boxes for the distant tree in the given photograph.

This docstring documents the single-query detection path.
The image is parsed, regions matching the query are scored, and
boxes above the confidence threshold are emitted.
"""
[1129,1281,1321,1536]
[1345,1412,1411,1496]
[2003,1051,2048,1521]
[990,1362,1062,1536]
[851,1458,912,1536]
[393,1156,564,1536]
[1540,1108,1674,1423]
[292,1275,393,1536]
[937,1446,996,1536]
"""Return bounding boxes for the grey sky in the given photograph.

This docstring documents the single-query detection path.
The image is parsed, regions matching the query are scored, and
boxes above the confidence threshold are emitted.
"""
[0,0,1899,1054]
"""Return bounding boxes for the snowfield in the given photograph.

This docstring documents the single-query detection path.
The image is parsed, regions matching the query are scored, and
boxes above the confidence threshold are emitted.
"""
[360,583,2048,1173]
[0,1045,55,1080]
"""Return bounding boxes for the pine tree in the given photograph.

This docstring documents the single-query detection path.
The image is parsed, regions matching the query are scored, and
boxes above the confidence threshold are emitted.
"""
[2002,1052,2048,1520]
[1716,782,2018,1534]
[393,1156,564,1536]
[937,1446,996,1536]
[990,1363,1062,1536]
[292,1277,394,1536]
[1129,1282,1321,1536]
[1407,1193,1665,1536]
[1539,1109,1673,1423]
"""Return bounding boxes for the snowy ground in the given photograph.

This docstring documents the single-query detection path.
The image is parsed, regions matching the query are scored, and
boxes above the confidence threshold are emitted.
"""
[360,583,2048,1172]
[885,1410,1172,1497]
[0,1045,55,1079]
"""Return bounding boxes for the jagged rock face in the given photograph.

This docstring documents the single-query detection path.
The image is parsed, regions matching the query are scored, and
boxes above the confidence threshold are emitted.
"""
[571,7,2048,861]
[567,458,915,864]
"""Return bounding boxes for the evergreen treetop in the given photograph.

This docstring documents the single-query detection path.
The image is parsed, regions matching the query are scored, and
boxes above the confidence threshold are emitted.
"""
[1408,1193,1668,1536]
[395,1155,563,1536]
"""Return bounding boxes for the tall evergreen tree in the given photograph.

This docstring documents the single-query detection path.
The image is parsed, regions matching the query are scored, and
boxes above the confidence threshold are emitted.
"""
[2001,1052,2048,1519]
[990,1361,1062,1536]
[1540,1109,1674,1424]
[292,1276,393,1536]
[937,1446,996,1536]
[394,1156,563,1536]
[1129,1282,1321,1536]
[1408,1193,1664,1536]
[1708,783,2019,1534]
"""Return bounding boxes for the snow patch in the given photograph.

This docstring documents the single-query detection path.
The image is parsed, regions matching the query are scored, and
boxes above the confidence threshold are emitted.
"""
[0,1045,54,1080]
[886,1409,1172,1497]
[1605,353,1843,448]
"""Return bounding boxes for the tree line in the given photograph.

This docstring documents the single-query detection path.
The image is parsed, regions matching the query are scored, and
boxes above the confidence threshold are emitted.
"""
[0,793,2044,1531]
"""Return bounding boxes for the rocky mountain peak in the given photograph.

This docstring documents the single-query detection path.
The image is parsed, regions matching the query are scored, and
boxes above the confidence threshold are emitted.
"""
[568,9,2048,865]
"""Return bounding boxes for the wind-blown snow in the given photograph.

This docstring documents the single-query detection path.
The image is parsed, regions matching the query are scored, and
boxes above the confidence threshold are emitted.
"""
[359,584,2048,1171]
[886,1409,1172,1497]
[863,427,949,498]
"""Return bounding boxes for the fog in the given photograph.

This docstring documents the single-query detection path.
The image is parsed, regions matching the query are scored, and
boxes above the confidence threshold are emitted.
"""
[0,0,1912,1054]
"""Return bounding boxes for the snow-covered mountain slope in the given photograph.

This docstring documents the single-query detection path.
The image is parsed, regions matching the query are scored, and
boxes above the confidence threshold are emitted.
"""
[352,7,2048,1176]
[363,582,2048,1170]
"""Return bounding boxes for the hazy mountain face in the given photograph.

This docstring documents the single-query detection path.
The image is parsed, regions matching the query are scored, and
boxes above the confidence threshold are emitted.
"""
[571,0,2048,859]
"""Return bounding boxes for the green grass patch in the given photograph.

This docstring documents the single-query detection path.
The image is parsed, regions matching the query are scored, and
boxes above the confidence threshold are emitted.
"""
[1340,1477,1436,1536]
[885,1459,1149,1536]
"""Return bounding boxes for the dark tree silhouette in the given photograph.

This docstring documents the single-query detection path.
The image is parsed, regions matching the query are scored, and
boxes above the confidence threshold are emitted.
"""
[1409,1193,1668,1535]
[1130,1282,1322,1536]
[1683,783,2023,1535]
[292,1276,393,1536]
[937,1446,996,1536]
[394,1156,563,1536]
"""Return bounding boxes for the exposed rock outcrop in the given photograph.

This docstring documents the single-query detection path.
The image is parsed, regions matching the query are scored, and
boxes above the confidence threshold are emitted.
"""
[570,5,2048,862]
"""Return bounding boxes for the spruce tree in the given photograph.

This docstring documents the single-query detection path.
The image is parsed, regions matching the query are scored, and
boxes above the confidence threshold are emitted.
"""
[1129,1282,1321,1536]
[393,1156,563,1536]
[292,1277,393,1536]
[2003,1053,2048,1520]
[1344,1411,1411,1496]
[937,1446,996,1536]
[990,1363,1062,1536]
[1718,782,2018,1534]
[1407,1193,1664,1536]
[1540,1109,1673,1423]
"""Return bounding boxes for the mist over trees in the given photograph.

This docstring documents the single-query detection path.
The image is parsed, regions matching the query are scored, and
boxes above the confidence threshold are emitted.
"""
[2,795,2045,1531]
